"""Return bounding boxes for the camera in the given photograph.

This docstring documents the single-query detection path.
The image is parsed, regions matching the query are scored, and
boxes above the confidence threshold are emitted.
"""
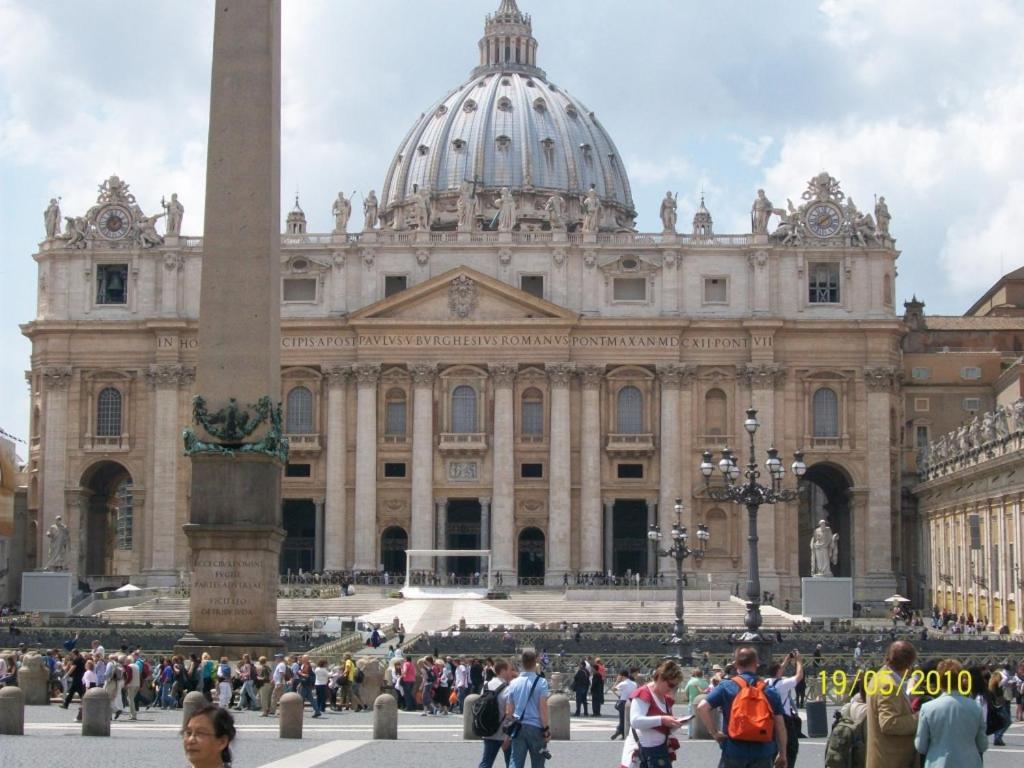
[540,749,553,760]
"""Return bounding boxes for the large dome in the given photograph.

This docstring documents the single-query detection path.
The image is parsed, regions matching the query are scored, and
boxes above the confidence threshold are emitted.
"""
[379,0,635,232]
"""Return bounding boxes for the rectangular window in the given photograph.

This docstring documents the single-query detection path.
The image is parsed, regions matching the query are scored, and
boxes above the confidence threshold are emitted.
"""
[703,277,728,304]
[960,366,982,380]
[915,425,929,449]
[962,397,981,412]
[384,275,408,298]
[520,463,543,479]
[285,463,312,478]
[613,277,647,302]
[617,463,644,479]
[520,275,545,299]
[911,367,931,380]
[282,278,317,302]
[914,398,930,413]
[385,401,407,437]
[384,462,407,478]
[96,264,129,305]
[521,401,543,437]
[808,263,840,304]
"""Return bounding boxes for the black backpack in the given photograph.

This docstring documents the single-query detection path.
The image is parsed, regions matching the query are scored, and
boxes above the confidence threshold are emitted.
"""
[472,682,508,737]
[355,668,365,684]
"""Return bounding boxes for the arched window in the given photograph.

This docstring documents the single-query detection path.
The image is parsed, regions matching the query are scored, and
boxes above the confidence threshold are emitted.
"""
[96,387,122,437]
[521,388,543,438]
[451,385,477,433]
[705,389,727,436]
[286,386,314,434]
[385,388,407,437]
[812,387,839,437]
[115,479,133,551]
[616,386,643,434]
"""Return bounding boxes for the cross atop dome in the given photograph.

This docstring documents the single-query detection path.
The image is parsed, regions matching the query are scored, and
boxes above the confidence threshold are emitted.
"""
[478,0,541,77]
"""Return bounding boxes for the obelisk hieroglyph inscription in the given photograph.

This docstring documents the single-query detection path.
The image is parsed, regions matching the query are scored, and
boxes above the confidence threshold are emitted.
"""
[178,0,285,657]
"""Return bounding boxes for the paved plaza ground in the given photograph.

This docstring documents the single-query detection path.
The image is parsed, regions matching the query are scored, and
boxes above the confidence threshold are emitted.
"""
[2,703,1023,768]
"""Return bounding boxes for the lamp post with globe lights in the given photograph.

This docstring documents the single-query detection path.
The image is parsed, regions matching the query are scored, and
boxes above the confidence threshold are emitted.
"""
[700,408,806,639]
[647,498,709,643]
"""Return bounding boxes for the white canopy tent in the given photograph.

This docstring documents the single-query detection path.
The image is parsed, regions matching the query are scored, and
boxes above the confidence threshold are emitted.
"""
[403,549,493,593]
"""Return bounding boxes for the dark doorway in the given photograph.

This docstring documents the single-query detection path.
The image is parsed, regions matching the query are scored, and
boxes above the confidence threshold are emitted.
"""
[613,499,649,577]
[446,498,482,577]
[800,464,853,577]
[281,499,316,574]
[381,526,408,574]
[517,527,545,583]
[80,461,132,577]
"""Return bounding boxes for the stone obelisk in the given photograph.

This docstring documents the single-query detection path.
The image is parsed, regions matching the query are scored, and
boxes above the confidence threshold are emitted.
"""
[177,0,285,657]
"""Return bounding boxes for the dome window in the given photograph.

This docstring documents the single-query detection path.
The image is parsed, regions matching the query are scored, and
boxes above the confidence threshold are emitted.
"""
[452,138,467,151]
[526,80,536,88]
[496,135,512,151]
[533,97,547,112]
[540,138,556,167]
[501,78,511,86]
[580,143,593,164]
[463,99,478,113]
[565,105,578,119]
[417,144,430,156]
[435,105,448,117]
[497,96,513,112]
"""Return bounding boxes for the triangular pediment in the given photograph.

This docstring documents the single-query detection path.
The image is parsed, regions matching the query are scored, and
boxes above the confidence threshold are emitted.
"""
[348,266,578,324]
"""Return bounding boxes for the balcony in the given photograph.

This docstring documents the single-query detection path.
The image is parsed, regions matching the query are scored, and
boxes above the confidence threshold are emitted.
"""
[84,434,129,453]
[439,432,488,455]
[697,434,734,450]
[809,436,844,450]
[605,432,655,457]
[285,433,322,454]
[383,434,408,445]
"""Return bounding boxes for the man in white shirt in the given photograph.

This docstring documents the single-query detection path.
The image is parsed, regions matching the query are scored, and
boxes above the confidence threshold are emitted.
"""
[269,654,288,716]
[455,657,471,713]
[479,659,516,768]
[610,669,638,740]
[768,650,804,768]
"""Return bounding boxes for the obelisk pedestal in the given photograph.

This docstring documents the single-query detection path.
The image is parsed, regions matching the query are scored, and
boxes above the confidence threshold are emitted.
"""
[176,0,285,658]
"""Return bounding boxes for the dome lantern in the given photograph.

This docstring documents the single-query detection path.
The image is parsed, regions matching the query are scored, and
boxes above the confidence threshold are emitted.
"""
[692,196,714,238]
[285,195,307,235]
[476,0,542,77]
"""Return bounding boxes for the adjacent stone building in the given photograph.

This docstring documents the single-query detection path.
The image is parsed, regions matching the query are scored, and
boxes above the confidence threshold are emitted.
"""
[21,1,904,604]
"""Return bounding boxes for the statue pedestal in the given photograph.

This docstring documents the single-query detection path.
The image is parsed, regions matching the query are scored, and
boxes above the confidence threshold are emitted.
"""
[801,577,853,619]
[21,571,73,615]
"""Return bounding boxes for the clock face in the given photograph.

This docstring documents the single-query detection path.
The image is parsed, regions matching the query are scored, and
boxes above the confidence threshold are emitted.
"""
[97,205,132,240]
[806,203,842,238]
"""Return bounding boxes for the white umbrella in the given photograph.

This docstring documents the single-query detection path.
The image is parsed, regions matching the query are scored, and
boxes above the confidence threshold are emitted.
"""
[883,594,910,603]
[114,583,142,592]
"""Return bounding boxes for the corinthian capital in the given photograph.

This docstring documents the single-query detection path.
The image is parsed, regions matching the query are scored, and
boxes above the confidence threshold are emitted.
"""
[487,362,518,388]
[657,363,697,388]
[146,363,196,388]
[42,366,73,390]
[352,363,381,386]
[409,363,437,387]
[864,366,902,393]
[738,363,786,389]
[578,364,605,390]
[545,362,576,388]
[322,364,352,387]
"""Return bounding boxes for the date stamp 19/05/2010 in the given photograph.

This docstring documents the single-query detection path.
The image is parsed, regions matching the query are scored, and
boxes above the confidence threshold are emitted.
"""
[819,668,974,698]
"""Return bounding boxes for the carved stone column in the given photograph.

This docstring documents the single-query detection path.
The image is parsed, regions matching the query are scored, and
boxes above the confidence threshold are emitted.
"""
[479,496,492,576]
[738,363,785,578]
[582,251,599,315]
[41,366,73,566]
[863,366,900,598]
[579,366,604,573]
[488,363,517,579]
[145,363,195,579]
[314,498,325,572]
[749,251,770,314]
[352,363,381,570]
[323,365,350,570]
[434,497,448,577]
[603,498,615,574]
[410,364,436,555]
[546,363,575,583]
[656,364,691,576]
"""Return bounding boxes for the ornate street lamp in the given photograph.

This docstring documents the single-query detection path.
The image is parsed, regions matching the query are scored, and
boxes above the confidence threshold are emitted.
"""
[648,498,709,642]
[700,408,805,639]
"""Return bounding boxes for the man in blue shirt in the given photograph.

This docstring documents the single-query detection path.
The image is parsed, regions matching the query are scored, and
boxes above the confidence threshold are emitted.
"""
[504,649,551,768]
[697,646,788,768]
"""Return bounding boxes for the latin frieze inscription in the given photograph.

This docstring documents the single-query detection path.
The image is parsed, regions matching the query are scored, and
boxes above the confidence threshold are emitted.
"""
[191,557,264,621]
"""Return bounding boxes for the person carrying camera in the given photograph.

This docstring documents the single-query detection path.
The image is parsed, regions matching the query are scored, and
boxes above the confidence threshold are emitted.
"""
[619,659,690,768]
[504,650,551,768]
[767,650,804,768]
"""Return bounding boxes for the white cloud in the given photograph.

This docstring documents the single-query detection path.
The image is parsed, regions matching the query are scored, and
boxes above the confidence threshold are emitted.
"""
[733,135,773,167]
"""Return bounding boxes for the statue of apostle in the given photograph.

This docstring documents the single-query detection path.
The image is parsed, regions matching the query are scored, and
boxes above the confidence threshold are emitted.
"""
[875,196,891,237]
[456,180,477,232]
[45,515,71,570]
[332,191,352,234]
[363,190,379,231]
[660,192,677,233]
[161,193,184,236]
[545,193,566,231]
[810,519,839,577]
[581,186,602,233]
[44,198,62,239]
[495,187,517,232]
[751,189,774,235]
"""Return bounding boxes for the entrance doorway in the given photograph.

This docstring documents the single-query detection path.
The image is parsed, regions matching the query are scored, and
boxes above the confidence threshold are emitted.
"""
[446,498,482,577]
[381,526,408,575]
[800,464,853,577]
[517,527,545,583]
[281,499,316,574]
[613,499,648,577]
[80,461,132,577]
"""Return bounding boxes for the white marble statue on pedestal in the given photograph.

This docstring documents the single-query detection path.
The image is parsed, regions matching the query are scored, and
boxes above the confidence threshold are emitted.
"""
[810,519,838,577]
[363,190,379,231]
[162,193,185,235]
[44,198,62,239]
[45,515,70,571]
[660,191,677,233]
[332,191,352,233]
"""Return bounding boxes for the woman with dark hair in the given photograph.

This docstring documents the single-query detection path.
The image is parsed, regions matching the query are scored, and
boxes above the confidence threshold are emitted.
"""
[590,661,605,717]
[183,703,236,768]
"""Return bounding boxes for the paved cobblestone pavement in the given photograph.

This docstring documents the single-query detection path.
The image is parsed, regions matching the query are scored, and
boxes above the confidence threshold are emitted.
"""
[1,704,1022,767]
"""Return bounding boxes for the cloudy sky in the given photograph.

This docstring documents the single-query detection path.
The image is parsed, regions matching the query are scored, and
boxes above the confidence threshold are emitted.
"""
[1,0,1023,451]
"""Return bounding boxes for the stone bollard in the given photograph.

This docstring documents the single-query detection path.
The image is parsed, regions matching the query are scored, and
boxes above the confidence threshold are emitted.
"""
[462,693,481,739]
[548,693,570,741]
[81,688,111,737]
[372,693,398,740]
[16,652,51,705]
[182,691,208,730]
[0,686,26,735]
[687,694,719,740]
[278,692,304,739]
[549,672,565,693]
